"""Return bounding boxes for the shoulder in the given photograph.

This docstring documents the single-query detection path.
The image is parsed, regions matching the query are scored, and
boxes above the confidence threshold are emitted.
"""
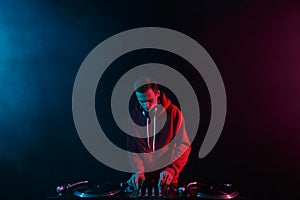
[160,92,183,118]
[167,103,183,121]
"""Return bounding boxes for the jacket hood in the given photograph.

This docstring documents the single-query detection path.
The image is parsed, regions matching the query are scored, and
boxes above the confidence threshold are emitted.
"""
[131,91,172,126]
[156,91,171,117]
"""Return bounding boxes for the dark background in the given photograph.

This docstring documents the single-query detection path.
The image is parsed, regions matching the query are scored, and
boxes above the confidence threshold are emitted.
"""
[1,0,300,199]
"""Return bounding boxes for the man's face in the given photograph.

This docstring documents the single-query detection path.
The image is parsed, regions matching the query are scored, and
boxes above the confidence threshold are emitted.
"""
[136,88,160,112]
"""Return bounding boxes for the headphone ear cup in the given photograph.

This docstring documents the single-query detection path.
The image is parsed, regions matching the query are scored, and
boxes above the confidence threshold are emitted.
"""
[138,104,146,116]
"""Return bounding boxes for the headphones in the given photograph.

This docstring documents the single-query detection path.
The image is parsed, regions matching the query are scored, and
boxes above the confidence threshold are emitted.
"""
[139,104,159,118]
[135,93,161,117]
[138,105,148,118]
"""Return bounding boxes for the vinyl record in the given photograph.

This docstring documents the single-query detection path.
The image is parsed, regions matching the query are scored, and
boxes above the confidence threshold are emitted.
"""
[187,182,239,199]
[73,182,122,198]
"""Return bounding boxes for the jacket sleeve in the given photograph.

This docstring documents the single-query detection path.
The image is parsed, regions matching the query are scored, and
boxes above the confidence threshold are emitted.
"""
[164,108,191,178]
[127,119,145,173]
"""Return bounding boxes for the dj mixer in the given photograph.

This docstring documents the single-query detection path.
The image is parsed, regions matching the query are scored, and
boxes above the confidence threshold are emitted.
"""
[49,180,240,199]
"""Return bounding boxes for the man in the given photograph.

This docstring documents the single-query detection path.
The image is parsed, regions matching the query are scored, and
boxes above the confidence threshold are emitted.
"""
[127,77,191,190]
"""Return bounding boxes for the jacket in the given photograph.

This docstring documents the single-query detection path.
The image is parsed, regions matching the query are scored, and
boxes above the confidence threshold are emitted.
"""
[127,92,191,183]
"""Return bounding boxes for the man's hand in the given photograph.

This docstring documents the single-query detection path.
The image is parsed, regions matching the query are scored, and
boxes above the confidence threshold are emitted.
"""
[158,170,173,187]
[127,173,145,190]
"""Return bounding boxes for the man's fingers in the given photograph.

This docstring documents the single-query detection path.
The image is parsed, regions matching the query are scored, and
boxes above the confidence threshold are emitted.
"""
[127,174,139,189]
[127,176,131,185]
[158,171,166,186]
[128,175,134,186]
[130,173,144,190]
[166,175,172,185]
[158,171,173,186]
[135,176,140,189]
[163,171,167,184]
[158,172,162,187]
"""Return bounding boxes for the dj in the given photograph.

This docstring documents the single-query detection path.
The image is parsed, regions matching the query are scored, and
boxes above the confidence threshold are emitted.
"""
[127,77,191,190]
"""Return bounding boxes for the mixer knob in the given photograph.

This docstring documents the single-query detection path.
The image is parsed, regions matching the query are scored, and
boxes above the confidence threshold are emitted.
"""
[158,186,163,197]
[152,187,155,197]
[178,186,186,193]
[145,187,149,197]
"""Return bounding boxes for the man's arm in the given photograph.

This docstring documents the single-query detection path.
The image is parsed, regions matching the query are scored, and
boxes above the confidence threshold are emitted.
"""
[127,120,146,189]
[127,120,145,173]
[163,109,191,182]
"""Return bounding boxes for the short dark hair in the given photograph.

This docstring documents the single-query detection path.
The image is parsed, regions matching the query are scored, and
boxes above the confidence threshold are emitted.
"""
[134,77,159,94]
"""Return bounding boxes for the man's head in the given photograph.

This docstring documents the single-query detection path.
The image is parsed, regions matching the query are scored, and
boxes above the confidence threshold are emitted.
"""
[134,77,160,112]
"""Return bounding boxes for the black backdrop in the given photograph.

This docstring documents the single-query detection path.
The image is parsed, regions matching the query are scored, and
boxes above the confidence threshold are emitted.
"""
[1,0,300,199]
